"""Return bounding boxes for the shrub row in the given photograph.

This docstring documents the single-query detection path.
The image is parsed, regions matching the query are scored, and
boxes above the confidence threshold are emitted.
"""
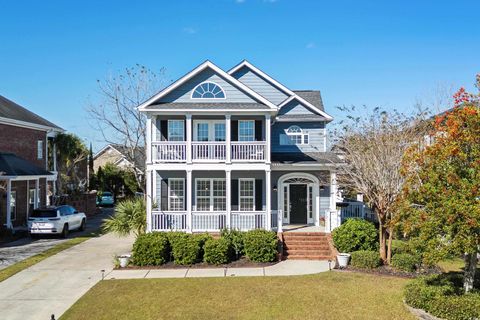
[332,219,378,253]
[350,250,382,269]
[132,229,278,266]
[405,275,480,320]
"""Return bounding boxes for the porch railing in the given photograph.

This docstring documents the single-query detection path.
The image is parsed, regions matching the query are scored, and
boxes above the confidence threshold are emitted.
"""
[231,141,265,161]
[340,202,366,220]
[192,211,227,231]
[192,142,226,161]
[151,211,188,231]
[231,211,267,231]
[152,142,186,162]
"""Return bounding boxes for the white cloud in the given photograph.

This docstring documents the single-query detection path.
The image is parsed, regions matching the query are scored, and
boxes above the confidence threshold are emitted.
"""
[182,27,197,34]
[306,42,316,49]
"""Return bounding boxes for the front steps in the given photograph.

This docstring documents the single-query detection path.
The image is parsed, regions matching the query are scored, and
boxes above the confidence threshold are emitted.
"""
[281,232,334,260]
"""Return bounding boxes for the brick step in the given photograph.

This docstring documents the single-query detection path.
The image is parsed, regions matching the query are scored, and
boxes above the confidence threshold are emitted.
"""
[283,254,332,260]
[284,244,330,250]
[283,239,329,245]
[283,236,327,241]
[284,249,332,256]
[282,232,328,236]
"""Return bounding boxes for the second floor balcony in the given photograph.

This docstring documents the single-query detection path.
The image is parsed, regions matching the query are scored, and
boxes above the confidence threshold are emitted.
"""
[148,114,271,164]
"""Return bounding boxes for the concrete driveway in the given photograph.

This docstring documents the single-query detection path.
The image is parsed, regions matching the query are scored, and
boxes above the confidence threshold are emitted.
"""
[0,208,113,271]
[0,232,134,320]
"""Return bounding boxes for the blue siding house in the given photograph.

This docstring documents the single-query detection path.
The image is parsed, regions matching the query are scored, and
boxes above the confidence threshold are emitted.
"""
[138,60,342,240]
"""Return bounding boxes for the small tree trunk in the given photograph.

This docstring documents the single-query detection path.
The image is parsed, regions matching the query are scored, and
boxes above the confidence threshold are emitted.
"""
[386,226,394,265]
[378,223,387,262]
[463,251,478,293]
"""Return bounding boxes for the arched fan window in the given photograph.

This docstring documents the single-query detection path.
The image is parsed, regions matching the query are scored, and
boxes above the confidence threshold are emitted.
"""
[192,82,226,99]
[280,125,309,145]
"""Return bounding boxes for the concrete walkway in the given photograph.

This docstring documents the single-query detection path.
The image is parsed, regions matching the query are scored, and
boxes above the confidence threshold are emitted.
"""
[0,232,134,320]
[106,260,331,280]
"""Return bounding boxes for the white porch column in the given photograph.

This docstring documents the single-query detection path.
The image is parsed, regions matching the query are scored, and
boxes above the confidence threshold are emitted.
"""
[6,180,12,229]
[225,115,231,164]
[53,142,57,172]
[186,169,192,233]
[34,179,40,209]
[329,170,339,232]
[186,114,192,164]
[266,169,271,230]
[146,169,152,232]
[146,115,152,164]
[226,169,231,229]
[45,135,48,169]
[45,179,48,205]
[265,114,271,164]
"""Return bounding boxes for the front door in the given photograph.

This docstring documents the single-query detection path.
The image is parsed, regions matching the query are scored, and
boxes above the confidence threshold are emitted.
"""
[289,184,307,224]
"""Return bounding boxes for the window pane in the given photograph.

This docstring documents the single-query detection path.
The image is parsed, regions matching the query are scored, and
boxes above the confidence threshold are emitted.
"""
[239,121,254,142]
[197,123,209,141]
[192,82,225,99]
[214,123,226,141]
[239,179,254,211]
[169,179,184,211]
[168,120,184,141]
[196,179,210,211]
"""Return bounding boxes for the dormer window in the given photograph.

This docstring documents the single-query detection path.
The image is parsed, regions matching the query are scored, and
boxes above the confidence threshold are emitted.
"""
[192,82,225,99]
[280,125,309,145]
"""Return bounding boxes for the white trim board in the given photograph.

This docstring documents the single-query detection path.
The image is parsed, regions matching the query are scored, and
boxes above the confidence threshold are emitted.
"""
[137,61,278,111]
[0,117,64,133]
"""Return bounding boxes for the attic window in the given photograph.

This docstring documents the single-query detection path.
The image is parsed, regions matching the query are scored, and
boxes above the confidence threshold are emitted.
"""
[280,125,309,145]
[192,82,225,99]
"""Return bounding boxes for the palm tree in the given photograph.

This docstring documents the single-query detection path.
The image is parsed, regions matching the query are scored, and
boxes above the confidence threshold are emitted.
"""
[102,197,146,237]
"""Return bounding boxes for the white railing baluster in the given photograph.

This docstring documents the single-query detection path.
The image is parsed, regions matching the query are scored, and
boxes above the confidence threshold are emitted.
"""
[231,141,265,162]
[152,142,187,163]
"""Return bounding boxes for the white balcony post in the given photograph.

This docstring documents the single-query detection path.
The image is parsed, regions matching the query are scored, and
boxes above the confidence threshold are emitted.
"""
[266,169,271,230]
[146,115,152,164]
[329,170,339,231]
[225,115,231,163]
[146,169,152,232]
[226,170,231,229]
[6,179,12,229]
[265,114,271,164]
[186,114,192,164]
[186,169,192,233]
[35,179,40,209]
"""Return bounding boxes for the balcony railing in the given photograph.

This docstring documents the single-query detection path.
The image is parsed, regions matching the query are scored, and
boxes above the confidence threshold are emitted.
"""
[151,141,267,163]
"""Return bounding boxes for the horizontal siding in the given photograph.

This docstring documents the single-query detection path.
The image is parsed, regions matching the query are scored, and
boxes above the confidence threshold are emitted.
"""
[278,100,316,116]
[272,122,326,153]
[231,66,289,105]
[157,69,256,103]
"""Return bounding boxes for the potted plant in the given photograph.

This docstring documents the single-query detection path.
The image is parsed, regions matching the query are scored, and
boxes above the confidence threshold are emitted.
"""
[118,254,131,268]
[336,253,351,268]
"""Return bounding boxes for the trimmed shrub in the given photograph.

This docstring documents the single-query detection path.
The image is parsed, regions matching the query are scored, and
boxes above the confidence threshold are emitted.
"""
[391,253,419,272]
[132,232,170,266]
[168,233,201,265]
[193,233,213,261]
[350,250,382,269]
[391,239,408,255]
[405,275,480,320]
[221,229,245,259]
[332,218,377,253]
[204,238,231,265]
[243,229,278,262]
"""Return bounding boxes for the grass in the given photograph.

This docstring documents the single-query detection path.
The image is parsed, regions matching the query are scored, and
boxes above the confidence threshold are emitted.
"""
[61,271,415,320]
[437,257,465,272]
[0,230,101,283]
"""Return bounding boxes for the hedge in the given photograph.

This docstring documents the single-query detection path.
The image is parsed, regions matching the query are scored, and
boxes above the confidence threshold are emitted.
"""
[332,219,377,253]
[168,233,201,265]
[132,232,170,266]
[221,229,245,259]
[391,253,419,272]
[204,238,231,265]
[243,229,278,262]
[350,250,382,269]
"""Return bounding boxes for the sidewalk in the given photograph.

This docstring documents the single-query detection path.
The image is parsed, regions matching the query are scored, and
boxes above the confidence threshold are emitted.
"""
[106,259,331,280]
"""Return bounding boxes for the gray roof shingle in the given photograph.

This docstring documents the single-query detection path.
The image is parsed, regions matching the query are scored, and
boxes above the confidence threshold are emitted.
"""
[0,95,62,130]
[0,153,52,177]
[145,103,270,110]
[292,90,324,111]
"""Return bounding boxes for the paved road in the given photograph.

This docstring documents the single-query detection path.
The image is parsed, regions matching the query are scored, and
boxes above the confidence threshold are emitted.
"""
[0,208,113,271]
[0,231,134,320]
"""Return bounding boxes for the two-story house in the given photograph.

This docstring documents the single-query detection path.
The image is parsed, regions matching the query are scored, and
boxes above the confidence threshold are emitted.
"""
[0,95,63,230]
[138,60,342,236]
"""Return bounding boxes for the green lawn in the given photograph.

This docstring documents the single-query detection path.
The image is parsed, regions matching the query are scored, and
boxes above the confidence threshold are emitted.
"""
[0,230,101,283]
[61,271,414,320]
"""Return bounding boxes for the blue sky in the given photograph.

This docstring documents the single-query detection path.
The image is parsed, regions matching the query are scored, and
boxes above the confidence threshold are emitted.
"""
[1,0,479,150]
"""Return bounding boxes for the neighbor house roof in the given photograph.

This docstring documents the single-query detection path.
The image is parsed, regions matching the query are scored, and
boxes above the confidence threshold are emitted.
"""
[271,152,342,165]
[0,95,63,131]
[0,153,53,178]
[94,144,145,172]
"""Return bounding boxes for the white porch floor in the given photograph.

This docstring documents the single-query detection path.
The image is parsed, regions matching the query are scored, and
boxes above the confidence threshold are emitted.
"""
[281,225,326,233]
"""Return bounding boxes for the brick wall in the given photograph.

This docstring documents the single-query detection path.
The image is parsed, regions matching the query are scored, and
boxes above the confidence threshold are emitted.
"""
[0,123,47,168]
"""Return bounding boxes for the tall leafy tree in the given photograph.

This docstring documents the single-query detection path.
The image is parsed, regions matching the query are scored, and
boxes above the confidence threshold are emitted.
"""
[400,77,480,292]
[54,133,88,193]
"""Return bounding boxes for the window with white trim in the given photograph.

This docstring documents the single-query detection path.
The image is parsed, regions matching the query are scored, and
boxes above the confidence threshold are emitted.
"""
[168,120,185,141]
[192,82,225,99]
[238,120,255,142]
[10,190,17,221]
[280,125,309,145]
[37,140,44,159]
[239,179,255,211]
[168,178,184,211]
[195,179,226,211]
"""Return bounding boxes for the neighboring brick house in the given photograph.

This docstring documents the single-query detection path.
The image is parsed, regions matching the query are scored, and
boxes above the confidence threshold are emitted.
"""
[93,144,145,180]
[0,95,63,229]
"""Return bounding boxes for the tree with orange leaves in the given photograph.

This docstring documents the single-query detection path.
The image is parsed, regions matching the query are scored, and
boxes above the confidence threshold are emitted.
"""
[400,76,480,292]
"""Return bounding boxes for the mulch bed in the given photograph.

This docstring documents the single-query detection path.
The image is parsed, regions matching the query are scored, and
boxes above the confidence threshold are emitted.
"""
[118,257,278,270]
[335,265,442,279]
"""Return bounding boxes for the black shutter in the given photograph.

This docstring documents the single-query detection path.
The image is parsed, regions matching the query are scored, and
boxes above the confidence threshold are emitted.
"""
[231,179,239,211]
[255,120,262,141]
[161,179,168,211]
[255,179,263,211]
[160,120,168,141]
[231,120,238,141]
